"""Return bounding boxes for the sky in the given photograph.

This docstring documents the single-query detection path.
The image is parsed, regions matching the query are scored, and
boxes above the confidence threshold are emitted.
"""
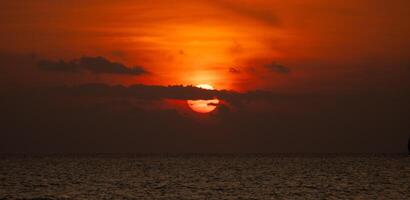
[0,0,409,153]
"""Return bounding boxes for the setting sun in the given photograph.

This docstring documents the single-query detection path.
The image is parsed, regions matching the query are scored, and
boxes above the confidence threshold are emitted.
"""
[196,84,215,90]
[1,0,410,198]
[187,84,219,113]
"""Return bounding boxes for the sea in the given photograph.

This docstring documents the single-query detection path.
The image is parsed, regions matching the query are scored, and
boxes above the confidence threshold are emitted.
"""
[1,154,409,199]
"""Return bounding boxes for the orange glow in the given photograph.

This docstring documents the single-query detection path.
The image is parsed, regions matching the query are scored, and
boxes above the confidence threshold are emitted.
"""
[1,1,409,93]
[187,84,219,113]
[195,84,215,90]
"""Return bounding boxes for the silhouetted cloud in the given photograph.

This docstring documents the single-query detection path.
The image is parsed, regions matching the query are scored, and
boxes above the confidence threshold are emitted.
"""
[37,60,79,73]
[59,83,220,100]
[1,83,408,153]
[264,62,290,74]
[229,67,240,74]
[53,83,279,107]
[37,56,147,75]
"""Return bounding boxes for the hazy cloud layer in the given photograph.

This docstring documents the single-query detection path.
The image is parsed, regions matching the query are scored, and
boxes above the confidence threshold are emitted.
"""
[1,83,408,153]
[214,0,280,26]
[17,83,276,105]
[264,62,290,74]
[57,83,222,100]
[37,56,147,75]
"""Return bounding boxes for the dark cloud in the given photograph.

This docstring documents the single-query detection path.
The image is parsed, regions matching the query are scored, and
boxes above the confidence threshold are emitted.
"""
[2,52,410,154]
[37,56,147,75]
[264,62,290,74]
[58,83,220,100]
[1,83,409,153]
[229,67,240,74]
[37,60,79,73]
[52,84,280,108]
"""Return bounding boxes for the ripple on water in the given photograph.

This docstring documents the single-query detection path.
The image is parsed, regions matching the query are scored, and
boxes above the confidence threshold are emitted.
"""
[0,155,409,199]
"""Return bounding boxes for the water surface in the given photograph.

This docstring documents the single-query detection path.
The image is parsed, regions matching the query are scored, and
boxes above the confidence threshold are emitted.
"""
[1,154,409,199]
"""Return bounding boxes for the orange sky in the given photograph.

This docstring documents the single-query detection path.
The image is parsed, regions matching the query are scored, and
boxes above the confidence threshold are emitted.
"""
[1,0,409,92]
[0,0,410,154]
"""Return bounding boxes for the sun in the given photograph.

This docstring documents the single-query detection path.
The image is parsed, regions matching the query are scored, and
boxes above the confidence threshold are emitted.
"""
[187,84,219,113]
[196,84,215,90]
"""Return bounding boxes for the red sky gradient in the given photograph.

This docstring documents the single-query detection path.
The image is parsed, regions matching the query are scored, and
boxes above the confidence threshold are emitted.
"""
[1,0,409,92]
[0,0,409,153]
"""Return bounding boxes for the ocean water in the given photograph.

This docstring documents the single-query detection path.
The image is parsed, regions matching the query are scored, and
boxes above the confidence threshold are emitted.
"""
[0,154,409,199]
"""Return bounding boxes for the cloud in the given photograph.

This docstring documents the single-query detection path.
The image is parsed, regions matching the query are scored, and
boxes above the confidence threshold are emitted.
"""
[60,83,220,100]
[45,83,285,113]
[214,0,280,26]
[37,56,147,75]
[55,83,279,105]
[2,82,274,108]
[229,67,240,74]
[264,62,290,74]
[37,59,79,73]
[1,83,408,153]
